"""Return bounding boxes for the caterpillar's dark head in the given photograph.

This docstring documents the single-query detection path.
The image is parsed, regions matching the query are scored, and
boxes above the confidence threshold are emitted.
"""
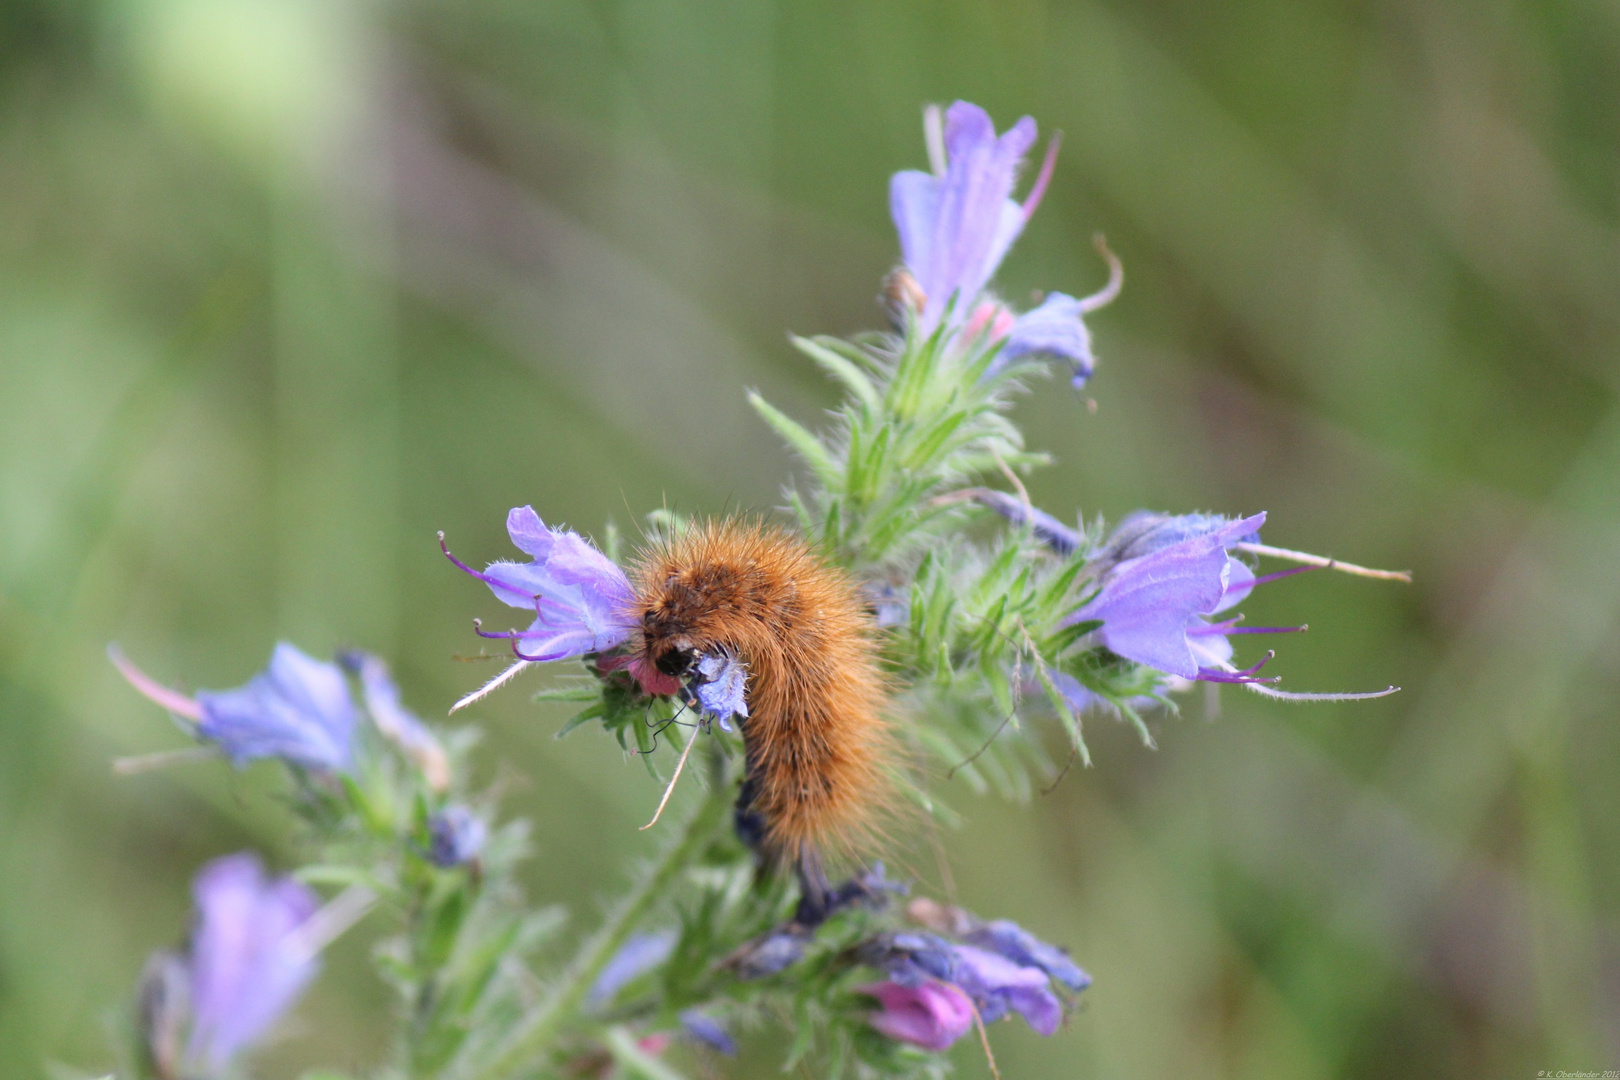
[638,565,746,676]
[652,640,697,678]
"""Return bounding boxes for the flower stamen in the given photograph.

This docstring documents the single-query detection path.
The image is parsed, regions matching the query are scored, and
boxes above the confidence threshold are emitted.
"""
[1077,234,1123,314]
[1233,541,1411,583]
[1020,132,1062,220]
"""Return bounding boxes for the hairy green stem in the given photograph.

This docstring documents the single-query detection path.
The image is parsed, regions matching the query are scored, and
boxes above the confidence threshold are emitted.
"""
[470,752,731,1080]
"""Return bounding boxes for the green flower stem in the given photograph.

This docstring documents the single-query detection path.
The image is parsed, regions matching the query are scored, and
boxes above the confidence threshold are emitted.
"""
[471,752,731,1080]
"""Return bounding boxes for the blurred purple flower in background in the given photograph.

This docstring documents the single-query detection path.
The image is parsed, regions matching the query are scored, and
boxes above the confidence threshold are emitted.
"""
[890,100,1121,389]
[727,925,811,980]
[862,930,959,985]
[858,920,1078,1045]
[862,979,976,1051]
[111,642,358,773]
[194,643,358,772]
[678,1010,738,1055]
[343,650,451,790]
[965,919,1091,992]
[588,930,676,1006]
[428,805,488,868]
[185,853,321,1072]
[949,943,1063,1035]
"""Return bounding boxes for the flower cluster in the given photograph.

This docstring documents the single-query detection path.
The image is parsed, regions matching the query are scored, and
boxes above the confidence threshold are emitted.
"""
[856,907,1092,1050]
[100,97,1402,1080]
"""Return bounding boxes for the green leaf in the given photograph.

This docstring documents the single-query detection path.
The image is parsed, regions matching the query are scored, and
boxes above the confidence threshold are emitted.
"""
[1034,662,1092,768]
[294,865,384,889]
[748,390,838,484]
[533,683,602,703]
[902,407,969,471]
[793,335,882,411]
[555,700,604,739]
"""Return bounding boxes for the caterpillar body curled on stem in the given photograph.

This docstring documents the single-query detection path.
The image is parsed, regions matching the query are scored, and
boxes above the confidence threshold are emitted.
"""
[631,520,895,919]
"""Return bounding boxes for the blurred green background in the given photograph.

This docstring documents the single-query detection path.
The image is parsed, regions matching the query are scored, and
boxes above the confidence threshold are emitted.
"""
[2,0,1617,1076]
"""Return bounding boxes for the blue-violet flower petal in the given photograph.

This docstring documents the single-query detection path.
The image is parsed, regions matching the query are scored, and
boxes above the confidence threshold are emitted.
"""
[966,920,1091,993]
[890,101,1038,332]
[679,1011,738,1055]
[693,652,748,732]
[186,853,320,1071]
[195,643,356,772]
[996,292,1099,387]
[470,506,637,661]
[589,930,675,1006]
[428,805,488,868]
[1066,513,1266,679]
[950,943,1063,1036]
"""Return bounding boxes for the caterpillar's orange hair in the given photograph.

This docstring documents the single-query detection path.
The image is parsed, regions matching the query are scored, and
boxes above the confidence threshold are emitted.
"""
[631,520,893,908]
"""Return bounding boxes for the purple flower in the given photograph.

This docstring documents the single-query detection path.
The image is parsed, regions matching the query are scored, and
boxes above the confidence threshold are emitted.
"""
[679,1010,738,1055]
[344,651,451,791]
[728,926,811,979]
[861,931,959,986]
[692,652,747,732]
[950,944,1063,1035]
[1066,513,1270,681]
[186,853,321,1071]
[444,506,637,662]
[865,580,910,628]
[862,979,976,1052]
[966,920,1091,993]
[1093,511,1244,571]
[428,805,488,868]
[890,101,1055,332]
[588,930,675,1006]
[997,292,1100,388]
[195,643,357,773]
[827,862,909,912]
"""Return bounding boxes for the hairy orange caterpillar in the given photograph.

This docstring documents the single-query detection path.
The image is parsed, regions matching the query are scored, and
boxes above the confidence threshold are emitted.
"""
[630,519,894,918]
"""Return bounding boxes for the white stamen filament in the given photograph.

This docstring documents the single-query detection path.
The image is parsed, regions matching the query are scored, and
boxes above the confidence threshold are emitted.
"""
[1241,681,1401,703]
[112,746,221,775]
[1206,654,1400,703]
[1234,542,1412,583]
[450,658,534,714]
[640,730,698,831]
[1077,234,1124,314]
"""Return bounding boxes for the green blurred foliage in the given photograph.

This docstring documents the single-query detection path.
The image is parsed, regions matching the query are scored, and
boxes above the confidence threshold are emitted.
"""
[1,0,1616,1076]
